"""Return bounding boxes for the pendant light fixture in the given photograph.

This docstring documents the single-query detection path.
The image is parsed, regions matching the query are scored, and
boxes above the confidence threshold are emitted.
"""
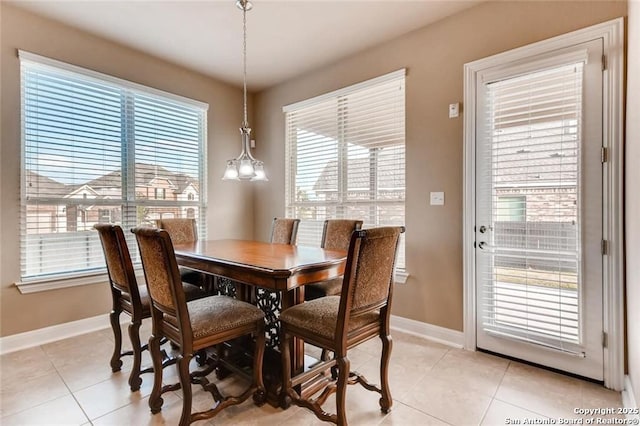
[222,0,267,181]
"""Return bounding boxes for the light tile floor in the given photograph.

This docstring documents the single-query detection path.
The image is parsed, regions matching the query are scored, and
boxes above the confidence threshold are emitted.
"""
[0,320,623,425]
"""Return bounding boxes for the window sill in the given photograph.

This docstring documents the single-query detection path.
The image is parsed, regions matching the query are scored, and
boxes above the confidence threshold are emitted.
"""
[15,270,145,294]
[395,271,410,284]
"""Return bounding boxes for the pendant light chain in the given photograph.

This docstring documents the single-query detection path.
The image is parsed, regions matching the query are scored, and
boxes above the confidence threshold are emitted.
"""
[242,1,248,128]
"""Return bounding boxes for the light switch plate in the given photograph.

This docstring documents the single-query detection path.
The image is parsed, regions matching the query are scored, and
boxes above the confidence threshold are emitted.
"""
[430,191,445,206]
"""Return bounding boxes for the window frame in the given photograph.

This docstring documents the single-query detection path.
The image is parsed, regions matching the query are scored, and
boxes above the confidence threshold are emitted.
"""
[16,51,208,292]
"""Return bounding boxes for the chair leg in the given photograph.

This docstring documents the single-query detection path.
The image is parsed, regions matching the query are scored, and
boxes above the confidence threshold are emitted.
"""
[128,320,143,392]
[379,333,393,413]
[177,354,193,426]
[109,309,123,372]
[148,333,165,414]
[336,355,350,426]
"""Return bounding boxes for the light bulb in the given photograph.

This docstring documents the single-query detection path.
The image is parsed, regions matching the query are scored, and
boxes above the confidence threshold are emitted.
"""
[222,161,239,180]
[251,162,268,181]
[238,158,255,178]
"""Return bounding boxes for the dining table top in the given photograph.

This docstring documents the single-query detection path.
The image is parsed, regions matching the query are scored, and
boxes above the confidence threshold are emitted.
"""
[173,239,347,291]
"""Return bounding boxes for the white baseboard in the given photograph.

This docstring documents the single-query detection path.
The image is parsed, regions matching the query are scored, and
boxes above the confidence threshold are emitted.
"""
[623,375,640,420]
[0,314,118,355]
[390,315,464,348]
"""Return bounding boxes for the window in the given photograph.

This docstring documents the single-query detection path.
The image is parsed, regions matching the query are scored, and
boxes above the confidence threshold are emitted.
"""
[284,70,406,269]
[496,196,526,222]
[20,51,208,283]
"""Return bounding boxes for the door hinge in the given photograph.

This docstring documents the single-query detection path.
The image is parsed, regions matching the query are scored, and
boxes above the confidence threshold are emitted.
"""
[602,331,608,348]
[601,239,609,255]
[601,147,608,163]
[602,54,607,71]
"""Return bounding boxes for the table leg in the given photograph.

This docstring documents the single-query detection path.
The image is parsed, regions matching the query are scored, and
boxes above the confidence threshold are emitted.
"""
[281,287,305,374]
[255,289,282,350]
[215,276,237,298]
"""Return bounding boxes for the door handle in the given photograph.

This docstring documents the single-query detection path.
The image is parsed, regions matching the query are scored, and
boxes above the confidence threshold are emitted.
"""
[478,241,487,249]
[479,225,487,233]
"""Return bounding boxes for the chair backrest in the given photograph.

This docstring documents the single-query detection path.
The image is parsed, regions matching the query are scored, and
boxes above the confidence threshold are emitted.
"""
[321,219,364,251]
[155,218,198,245]
[337,226,405,338]
[94,224,139,299]
[269,218,300,245]
[132,227,189,331]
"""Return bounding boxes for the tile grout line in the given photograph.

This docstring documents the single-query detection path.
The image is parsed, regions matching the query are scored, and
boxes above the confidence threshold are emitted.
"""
[390,399,454,425]
[490,360,554,419]
[44,332,151,425]
[477,359,512,425]
[46,342,96,425]
[5,342,94,425]
[388,346,452,423]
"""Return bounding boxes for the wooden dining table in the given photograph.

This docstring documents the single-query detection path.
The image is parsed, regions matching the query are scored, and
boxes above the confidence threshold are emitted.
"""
[173,239,347,406]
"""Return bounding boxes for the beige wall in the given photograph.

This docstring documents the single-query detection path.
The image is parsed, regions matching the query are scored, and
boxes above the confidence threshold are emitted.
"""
[625,0,640,406]
[254,1,627,330]
[0,4,254,336]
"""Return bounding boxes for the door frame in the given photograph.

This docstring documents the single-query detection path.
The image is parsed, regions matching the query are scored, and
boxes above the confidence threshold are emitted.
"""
[462,18,624,390]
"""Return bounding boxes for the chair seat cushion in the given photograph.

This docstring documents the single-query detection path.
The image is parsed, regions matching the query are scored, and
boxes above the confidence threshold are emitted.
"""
[179,267,207,288]
[122,285,151,310]
[176,296,264,340]
[279,296,379,340]
[182,282,207,301]
[305,277,343,301]
[123,282,204,313]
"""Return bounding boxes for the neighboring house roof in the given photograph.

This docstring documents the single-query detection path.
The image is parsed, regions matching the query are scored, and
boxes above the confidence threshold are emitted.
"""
[83,163,199,194]
[64,184,101,198]
[25,170,68,198]
[172,173,199,194]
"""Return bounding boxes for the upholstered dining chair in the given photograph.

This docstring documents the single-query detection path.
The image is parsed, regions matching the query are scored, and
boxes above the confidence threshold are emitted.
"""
[279,226,405,426]
[155,218,205,289]
[132,227,266,426]
[154,218,197,244]
[94,224,205,392]
[269,217,300,244]
[305,219,363,301]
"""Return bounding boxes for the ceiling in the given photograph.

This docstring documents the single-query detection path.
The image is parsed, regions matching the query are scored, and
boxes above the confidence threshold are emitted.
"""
[9,0,481,91]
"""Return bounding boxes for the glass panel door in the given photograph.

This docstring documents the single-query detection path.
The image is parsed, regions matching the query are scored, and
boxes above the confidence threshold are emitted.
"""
[475,39,604,380]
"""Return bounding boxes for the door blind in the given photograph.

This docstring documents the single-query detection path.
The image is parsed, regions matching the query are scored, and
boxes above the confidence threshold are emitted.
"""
[284,70,406,268]
[479,61,585,351]
[20,52,207,282]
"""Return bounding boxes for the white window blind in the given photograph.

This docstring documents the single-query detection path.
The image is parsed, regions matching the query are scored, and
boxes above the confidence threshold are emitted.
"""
[20,52,208,282]
[480,61,584,351]
[284,70,406,268]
